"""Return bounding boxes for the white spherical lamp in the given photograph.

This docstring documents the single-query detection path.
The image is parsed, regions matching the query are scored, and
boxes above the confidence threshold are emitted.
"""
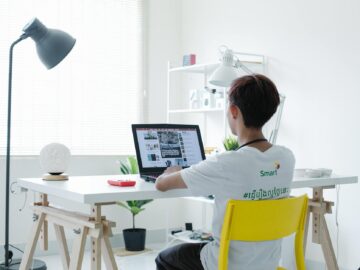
[40,143,71,181]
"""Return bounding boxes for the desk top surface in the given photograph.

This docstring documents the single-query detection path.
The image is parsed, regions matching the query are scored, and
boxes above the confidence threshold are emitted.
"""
[18,174,358,204]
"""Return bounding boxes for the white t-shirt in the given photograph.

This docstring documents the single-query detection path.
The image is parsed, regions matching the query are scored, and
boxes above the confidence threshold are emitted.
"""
[180,145,295,270]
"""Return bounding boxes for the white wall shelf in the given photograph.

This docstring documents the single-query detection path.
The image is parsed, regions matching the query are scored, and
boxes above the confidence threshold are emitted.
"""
[165,52,266,245]
[183,196,215,204]
[168,108,224,114]
[169,62,219,73]
[168,231,211,244]
[166,53,266,147]
[168,53,265,73]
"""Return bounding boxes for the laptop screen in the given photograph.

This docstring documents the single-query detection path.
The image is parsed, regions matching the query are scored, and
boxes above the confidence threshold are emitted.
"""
[132,124,206,173]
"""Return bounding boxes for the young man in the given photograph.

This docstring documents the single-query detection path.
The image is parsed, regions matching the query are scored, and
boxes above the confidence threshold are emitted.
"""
[155,74,295,270]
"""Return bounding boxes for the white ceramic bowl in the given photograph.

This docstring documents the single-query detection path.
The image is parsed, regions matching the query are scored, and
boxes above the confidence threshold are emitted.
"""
[305,169,323,178]
[294,168,307,177]
[319,168,332,177]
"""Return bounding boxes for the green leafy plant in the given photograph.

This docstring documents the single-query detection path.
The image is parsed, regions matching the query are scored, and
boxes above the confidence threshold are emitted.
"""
[223,136,240,151]
[117,200,153,229]
[117,156,153,228]
[119,156,139,175]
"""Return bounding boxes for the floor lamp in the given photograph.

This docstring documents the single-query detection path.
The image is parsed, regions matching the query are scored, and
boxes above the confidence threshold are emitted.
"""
[0,18,76,270]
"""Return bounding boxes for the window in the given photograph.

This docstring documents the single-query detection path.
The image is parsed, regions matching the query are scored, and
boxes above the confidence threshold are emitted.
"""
[0,0,145,155]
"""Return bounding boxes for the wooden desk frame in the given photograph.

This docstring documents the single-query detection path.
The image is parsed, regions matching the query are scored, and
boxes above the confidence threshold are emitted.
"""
[304,185,339,270]
[19,194,118,270]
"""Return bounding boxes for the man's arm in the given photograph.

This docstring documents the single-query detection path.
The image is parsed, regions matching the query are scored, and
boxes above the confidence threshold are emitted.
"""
[155,166,188,192]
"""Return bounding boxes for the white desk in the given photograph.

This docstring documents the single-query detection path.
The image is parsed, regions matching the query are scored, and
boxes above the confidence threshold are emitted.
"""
[18,174,192,204]
[17,174,357,270]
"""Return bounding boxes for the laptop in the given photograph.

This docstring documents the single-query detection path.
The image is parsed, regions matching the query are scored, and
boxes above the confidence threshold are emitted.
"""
[132,124,206,182]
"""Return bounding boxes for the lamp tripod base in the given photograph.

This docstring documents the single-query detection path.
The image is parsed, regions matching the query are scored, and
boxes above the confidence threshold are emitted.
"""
[0,259,46,270]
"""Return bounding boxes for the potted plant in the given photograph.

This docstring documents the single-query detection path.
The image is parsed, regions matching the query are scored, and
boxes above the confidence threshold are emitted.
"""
[223,136,240,151]
[117,156,153,251]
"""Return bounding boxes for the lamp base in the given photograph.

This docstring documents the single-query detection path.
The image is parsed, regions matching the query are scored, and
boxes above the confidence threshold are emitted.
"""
[42,173,68,181]
[0,259,46,270]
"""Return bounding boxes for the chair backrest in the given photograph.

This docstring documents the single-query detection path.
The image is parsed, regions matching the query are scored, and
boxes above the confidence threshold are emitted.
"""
[218,195,308,270]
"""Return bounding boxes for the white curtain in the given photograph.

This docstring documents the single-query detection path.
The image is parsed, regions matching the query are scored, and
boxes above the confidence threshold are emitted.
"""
[0,0,145,155]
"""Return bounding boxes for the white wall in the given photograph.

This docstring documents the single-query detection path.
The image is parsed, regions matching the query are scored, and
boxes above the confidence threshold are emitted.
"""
[147,0,360,269]
[147,0,182,122]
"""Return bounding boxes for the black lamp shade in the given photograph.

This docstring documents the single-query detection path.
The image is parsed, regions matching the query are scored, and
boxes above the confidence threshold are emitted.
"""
[22,18,76,69]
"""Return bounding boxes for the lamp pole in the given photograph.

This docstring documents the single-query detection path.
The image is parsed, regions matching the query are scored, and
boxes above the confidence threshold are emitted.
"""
[4,33,29,268]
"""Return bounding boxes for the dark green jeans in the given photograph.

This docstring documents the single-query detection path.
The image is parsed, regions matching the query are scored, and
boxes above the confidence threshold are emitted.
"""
[155,243,207,270]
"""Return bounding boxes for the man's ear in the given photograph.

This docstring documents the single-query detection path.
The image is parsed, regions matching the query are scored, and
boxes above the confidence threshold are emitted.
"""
[229,104,239,119]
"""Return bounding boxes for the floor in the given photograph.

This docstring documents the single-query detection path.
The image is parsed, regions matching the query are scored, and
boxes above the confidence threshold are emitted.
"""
[37,244,163,270]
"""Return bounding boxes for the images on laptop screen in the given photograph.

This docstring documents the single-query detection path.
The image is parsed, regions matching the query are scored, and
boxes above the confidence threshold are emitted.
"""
[132,124,205,171]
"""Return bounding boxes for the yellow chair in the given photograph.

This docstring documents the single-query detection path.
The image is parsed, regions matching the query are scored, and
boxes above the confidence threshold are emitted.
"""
[218,195,308,270]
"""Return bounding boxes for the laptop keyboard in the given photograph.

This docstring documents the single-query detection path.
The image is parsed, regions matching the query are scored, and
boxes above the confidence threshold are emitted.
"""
[140,174,159,183]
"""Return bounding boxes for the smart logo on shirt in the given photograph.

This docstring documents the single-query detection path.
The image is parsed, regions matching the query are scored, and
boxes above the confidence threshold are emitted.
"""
[260,161,280,177]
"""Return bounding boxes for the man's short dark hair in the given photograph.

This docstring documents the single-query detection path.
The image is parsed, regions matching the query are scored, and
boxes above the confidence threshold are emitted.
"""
[228,74,280,128]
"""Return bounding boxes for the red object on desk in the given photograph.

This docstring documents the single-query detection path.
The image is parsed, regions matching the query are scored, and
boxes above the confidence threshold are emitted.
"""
[107,179,136,187]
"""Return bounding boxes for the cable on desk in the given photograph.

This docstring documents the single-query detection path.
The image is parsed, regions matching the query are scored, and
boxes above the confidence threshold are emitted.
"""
[9,244,24,254]
[19,191,27,212]
[10,181,19,194]
[10,181,28,211]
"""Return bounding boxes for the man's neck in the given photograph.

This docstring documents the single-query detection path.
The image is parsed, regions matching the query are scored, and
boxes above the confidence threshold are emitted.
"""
[237,128,265,145]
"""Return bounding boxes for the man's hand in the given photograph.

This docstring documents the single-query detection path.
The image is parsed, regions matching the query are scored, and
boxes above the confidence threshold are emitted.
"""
[155,166,187,192]
[163,166,182,175]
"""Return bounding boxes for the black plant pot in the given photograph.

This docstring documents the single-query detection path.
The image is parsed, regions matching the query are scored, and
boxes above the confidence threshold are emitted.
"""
[123,228,146,251]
